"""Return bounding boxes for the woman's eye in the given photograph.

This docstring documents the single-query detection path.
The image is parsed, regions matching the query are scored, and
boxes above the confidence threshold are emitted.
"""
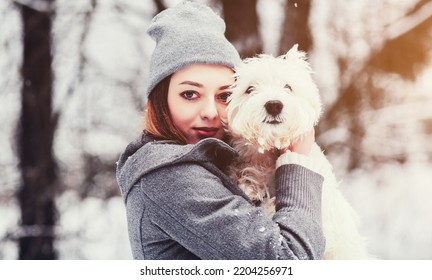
[284,84,292,92]
[218,92,232,103]
[180,91,198,100]
[245,86,255,94]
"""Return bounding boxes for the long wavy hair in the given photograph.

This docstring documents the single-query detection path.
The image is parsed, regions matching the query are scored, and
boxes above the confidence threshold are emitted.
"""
[143,75,188,145]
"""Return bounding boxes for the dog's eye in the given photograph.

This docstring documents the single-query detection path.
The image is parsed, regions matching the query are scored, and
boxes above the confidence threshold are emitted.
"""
[245,86,255,94]
[284,84,292,92]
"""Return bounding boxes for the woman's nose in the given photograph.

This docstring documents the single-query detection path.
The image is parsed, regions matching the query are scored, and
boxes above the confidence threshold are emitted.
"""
[200,98,218,120]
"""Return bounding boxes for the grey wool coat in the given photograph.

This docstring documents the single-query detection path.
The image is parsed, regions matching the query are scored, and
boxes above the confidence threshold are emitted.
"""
[116,133,325,260]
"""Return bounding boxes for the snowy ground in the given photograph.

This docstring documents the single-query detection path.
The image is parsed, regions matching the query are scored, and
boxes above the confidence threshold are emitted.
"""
[0,193,132,260]
[342,161,432,260]
[1,160,431,260]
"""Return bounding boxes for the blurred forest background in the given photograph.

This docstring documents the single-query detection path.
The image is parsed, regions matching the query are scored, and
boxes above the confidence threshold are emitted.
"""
[0,0,431,259]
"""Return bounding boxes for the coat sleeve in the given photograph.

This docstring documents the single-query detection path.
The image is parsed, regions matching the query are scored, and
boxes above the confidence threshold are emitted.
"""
[139,162,325,260]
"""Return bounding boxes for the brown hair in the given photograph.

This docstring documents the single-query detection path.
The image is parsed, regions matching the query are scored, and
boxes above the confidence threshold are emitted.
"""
[143,75,188,144]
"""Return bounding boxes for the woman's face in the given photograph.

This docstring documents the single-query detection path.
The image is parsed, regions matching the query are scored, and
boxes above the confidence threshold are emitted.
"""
[168,64,234,144]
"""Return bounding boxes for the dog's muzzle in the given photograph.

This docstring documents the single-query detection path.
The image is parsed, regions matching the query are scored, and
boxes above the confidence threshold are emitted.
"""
[265,100,283,116]
[263,100,283,124]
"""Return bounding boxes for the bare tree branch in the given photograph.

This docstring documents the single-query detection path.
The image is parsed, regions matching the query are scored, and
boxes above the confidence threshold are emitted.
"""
[320,0,432,169]
[385,0,432,40]
[52,0,98,124]
[14,0,53,13]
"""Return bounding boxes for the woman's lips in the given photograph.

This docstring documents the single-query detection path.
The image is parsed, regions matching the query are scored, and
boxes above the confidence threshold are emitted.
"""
[193,127,219,138]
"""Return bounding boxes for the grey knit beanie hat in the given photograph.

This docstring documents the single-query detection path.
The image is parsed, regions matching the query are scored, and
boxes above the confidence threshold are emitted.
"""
[146,1,241,97]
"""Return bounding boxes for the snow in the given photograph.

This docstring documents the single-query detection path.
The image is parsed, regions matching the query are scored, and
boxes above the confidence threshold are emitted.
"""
[56,192,131,259]
[257,0,285,55]
[342,161,432,259]
[0,193,132,260]
[0,200,19,259]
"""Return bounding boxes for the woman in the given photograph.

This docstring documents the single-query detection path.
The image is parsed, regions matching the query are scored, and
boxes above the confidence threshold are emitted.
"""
[116,1,325,260]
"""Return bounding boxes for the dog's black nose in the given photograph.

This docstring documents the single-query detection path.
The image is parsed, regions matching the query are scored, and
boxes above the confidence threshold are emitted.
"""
[264,100,283,116]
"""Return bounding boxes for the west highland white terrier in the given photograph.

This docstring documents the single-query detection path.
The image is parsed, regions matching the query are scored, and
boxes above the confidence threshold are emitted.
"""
[225,45,371,259]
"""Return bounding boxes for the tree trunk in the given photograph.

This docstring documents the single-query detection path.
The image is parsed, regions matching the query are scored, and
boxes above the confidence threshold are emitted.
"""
[17,1,58,259]
[152,0,166,16]
[221,0,263,58]
[279,0,312,53]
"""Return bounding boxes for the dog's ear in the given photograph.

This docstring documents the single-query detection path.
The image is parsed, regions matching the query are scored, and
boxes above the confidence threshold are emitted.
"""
[282,44,312,72]
[288,44,299,54]
[283,44,307,62]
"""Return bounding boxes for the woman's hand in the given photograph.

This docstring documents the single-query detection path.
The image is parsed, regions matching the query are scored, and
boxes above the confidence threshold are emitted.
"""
[281,128,315,156]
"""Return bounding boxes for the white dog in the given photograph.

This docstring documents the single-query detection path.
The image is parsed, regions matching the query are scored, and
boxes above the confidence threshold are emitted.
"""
[225,45,370,259]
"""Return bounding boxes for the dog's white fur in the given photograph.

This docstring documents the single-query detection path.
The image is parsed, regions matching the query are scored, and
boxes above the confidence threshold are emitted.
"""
[225,45,371,259]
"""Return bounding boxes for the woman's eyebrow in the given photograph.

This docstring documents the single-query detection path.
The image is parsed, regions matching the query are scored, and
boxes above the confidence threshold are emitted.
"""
[219,85,232,90]
[179,81,203,88]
